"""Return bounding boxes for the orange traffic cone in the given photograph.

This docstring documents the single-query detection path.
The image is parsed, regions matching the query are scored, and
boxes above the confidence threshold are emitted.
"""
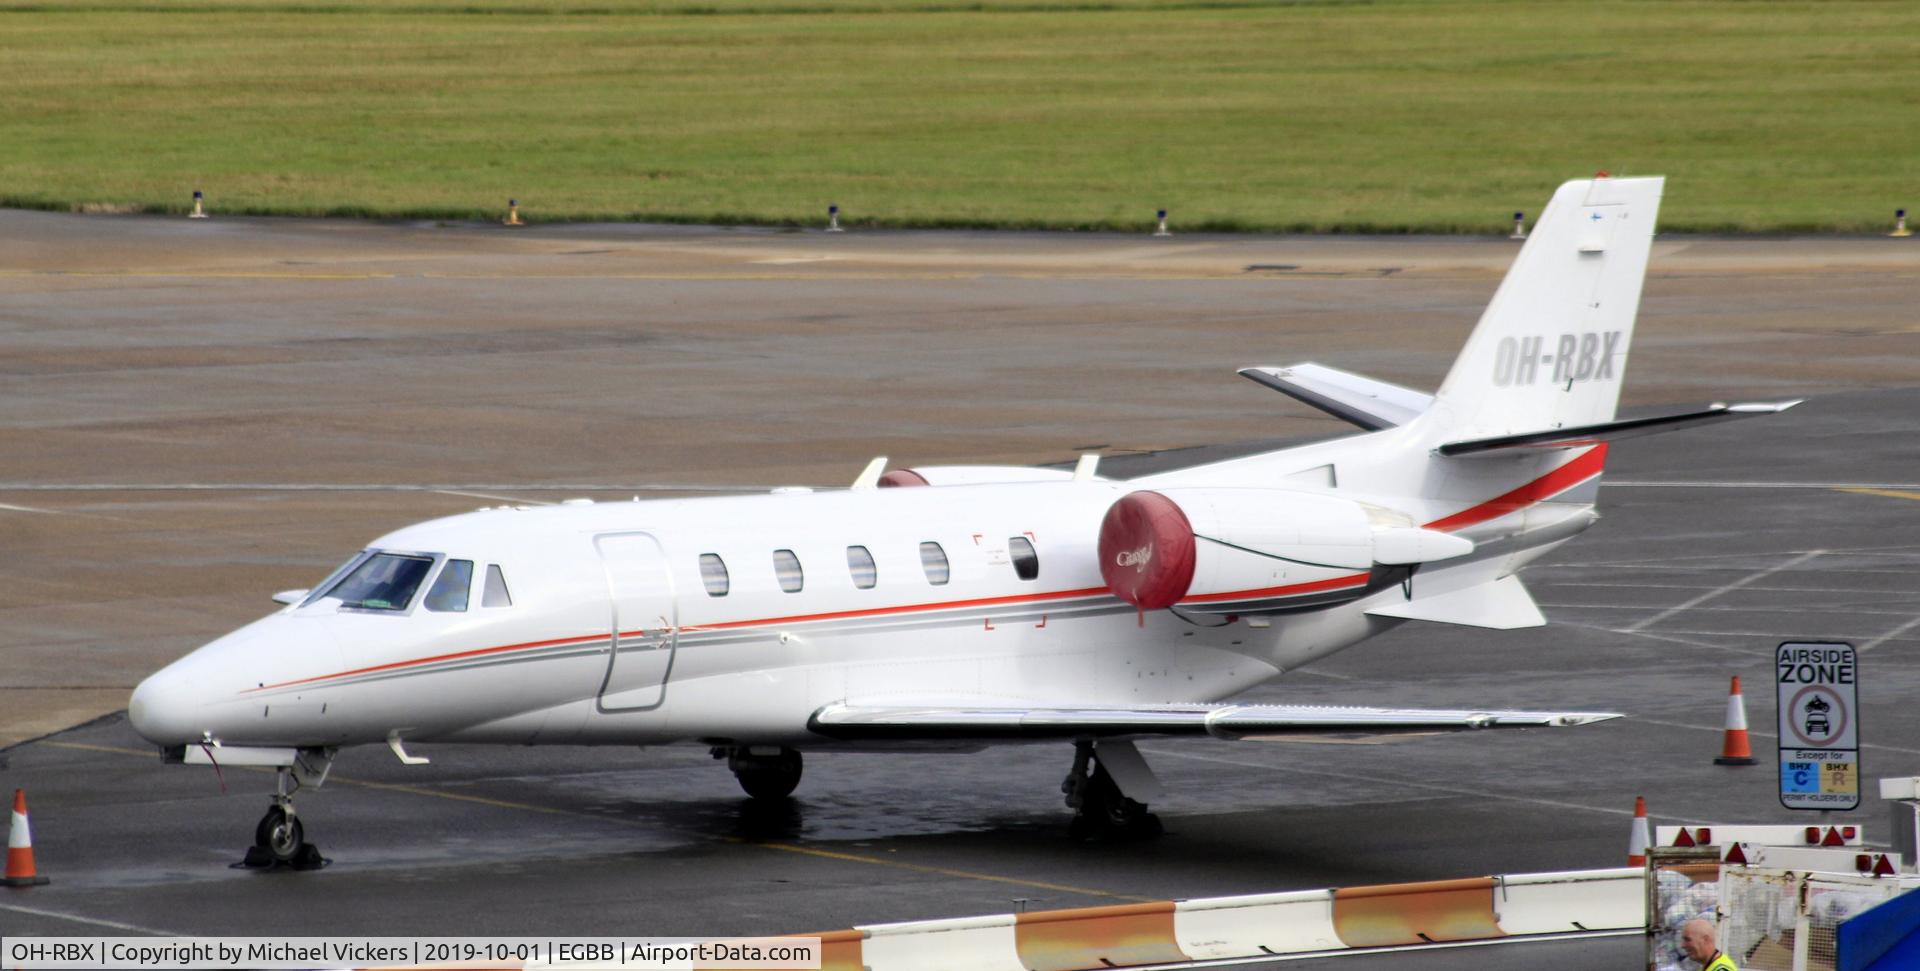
[4,789,50,886]
[1627,796,1651,867]
[1714,676,1760,766]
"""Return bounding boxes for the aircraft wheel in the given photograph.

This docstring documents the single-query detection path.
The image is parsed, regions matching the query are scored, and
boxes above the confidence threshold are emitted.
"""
[730,748,803,800]
[1071,764,1161,842]
[255,806,304,864]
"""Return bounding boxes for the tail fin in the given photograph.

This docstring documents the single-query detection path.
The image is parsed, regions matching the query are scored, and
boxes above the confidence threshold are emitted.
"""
[1418,176,1664,442]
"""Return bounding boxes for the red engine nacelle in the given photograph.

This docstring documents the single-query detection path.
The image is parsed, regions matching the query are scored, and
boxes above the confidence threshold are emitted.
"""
[1098,488,1472,613]
[1098,491,1200,610]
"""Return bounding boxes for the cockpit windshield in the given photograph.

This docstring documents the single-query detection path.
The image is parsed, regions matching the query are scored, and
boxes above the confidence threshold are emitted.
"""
[316,552,436,611]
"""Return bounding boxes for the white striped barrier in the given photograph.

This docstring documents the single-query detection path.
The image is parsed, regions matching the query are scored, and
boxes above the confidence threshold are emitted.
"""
[352,868,1645,969]
[794,867,1644,970]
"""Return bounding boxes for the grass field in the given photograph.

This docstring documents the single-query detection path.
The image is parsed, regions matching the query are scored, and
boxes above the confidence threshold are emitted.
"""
[2,0,1917,232]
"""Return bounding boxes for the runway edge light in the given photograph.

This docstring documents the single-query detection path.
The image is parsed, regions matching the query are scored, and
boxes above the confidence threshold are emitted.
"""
[3,788,50,886]
[1714,675,1760,765]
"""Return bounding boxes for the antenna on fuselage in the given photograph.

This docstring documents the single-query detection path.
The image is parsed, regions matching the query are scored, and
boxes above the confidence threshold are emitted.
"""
[851,456,889,490]
[1073,453,1101,482]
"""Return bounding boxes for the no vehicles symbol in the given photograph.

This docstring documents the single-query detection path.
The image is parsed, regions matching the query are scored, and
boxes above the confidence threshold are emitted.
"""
[1786,685,1847,747]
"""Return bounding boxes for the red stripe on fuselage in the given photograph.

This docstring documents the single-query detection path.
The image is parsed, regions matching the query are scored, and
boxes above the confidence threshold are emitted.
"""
[1422,444,1607,533]
[1178,572,1371,605]
[243,632,609,694]
[686,585,1111,632]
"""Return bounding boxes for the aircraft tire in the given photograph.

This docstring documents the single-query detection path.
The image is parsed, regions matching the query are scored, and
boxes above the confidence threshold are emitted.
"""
[255,806,304,864]
[1070,764,1161,841]
[730,748,803,800]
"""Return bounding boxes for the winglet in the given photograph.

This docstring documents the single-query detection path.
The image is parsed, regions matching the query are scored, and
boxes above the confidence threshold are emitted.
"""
[1072,454,1101,482]
[851,456,889,490]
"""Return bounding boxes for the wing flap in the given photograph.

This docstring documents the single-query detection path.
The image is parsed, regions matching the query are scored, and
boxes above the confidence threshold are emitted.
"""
[810,702,1618,741]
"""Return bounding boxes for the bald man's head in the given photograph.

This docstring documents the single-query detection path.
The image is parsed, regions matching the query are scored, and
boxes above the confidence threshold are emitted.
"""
[1681,918,1718,962]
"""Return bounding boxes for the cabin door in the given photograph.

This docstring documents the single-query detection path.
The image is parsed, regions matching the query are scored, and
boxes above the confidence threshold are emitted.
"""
[594,532,678,712]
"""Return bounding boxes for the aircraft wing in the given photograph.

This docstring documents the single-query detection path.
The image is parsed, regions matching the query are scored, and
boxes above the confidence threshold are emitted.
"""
[809,702,1619,741]
[1238,363,1434,430]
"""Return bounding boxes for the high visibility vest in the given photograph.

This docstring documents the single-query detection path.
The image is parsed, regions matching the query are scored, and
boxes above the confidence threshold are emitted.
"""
[1703,953,1738,971]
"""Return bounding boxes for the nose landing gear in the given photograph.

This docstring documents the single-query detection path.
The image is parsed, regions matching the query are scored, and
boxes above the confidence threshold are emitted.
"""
[236,749,334,871]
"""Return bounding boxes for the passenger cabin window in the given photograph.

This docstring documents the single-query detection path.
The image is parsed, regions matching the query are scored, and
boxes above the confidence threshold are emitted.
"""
[1009,536,1039,581]
[700,553,730,597]
[323,552,435,611]
[482,564,513,607]
[773,549,804,593]
[846,546,877,589]
[424,559,473,612]
[919,541,950,586]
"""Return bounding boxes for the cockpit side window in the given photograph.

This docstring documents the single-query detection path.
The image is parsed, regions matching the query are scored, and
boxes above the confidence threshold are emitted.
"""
[321,552,435,611]
[482,564,513,607]
[425,559,473,612]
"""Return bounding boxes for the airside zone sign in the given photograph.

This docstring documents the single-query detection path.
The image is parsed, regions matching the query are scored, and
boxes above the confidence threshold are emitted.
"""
[1777,641,1860,811]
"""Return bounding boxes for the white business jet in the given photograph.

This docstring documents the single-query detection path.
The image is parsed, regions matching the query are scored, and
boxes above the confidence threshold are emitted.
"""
[130,176,1794,866]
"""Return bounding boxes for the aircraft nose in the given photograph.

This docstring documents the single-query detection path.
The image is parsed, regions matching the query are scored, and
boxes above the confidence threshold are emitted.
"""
[128,669,202,746]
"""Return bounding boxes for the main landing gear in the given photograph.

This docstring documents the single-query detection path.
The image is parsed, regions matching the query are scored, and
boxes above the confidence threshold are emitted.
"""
[717,746,804,800]
[1062,740,1163,841]
[237,749,334,871]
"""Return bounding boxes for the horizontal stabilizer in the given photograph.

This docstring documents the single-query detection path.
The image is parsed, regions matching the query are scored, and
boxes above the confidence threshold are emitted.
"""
[1437,400,1800,457]
[1366,575,1546,630]
[810,700,1616,741]
[1240,364,1433,431]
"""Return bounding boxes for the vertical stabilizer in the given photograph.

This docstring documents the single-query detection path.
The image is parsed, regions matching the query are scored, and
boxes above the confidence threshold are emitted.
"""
[1420,177,1664,441]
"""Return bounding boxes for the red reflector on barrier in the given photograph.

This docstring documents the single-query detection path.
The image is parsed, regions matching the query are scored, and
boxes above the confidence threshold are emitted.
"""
[1823,827,1846,847]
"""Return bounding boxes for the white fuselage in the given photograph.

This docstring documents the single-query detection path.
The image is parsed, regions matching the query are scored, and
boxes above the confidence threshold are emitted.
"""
[127,430,1601,753]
